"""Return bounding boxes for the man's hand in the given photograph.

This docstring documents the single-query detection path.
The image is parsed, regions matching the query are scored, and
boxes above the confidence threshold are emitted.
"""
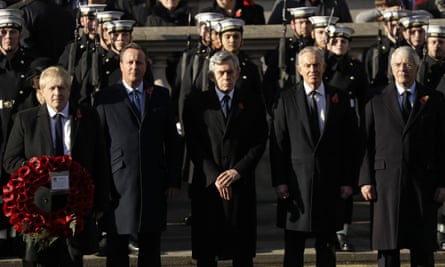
[275,184,289,199]
[216,169,240,187]
[165,187,180,201]
[361,184,376,201]
[340,186,353,200]
[214,180,232,200]
[435,187,445,203]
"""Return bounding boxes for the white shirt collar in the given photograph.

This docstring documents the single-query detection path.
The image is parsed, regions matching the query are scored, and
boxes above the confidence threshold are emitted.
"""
[396,81,416,96]
[47,103,70,118]
[122,80,144,94]
[214,86,234,101]
[303,82,326,96]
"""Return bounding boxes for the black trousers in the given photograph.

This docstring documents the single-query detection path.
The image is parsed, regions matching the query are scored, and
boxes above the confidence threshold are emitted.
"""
[283,230,336,267]
[377,249,434,267]
[106,232,161,267]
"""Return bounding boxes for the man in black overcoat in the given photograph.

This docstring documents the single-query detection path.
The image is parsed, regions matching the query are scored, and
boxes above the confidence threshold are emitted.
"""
[3,66,110,266]
[270,46,356,267]
[360,46,445,267]
[183,51,268,267]
[94,43,181,267]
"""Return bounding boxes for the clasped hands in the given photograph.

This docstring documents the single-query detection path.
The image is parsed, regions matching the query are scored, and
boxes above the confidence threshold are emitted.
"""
[214,169,240,200]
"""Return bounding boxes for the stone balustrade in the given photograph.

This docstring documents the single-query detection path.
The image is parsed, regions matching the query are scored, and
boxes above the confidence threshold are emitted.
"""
[133,19,445,90]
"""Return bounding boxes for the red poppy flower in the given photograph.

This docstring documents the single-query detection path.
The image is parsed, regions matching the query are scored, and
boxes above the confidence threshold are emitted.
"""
[238,102,245,110]
[331,94,339,104]
[420,95,429,104]
[145,87,154,95]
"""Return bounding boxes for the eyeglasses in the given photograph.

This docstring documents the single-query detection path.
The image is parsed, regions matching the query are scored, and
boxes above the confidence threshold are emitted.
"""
[391,62,416,70]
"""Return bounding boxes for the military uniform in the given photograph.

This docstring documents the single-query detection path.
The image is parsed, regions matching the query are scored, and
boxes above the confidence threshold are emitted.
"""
[417,55,445,89]
[57,4,106,74]
[362,10,410,90]
[0,13,37,238]
[263,7,317,111]
[263,36,314,109]
[363,35,398,90]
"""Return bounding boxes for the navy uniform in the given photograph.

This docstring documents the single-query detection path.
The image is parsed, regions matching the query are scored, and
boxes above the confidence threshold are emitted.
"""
[420,25,445,251]
[308,15,339,50]
[76,20,154,107]
[0,11,37,256]
[263,7,318,110]
[417,25,445,90]
[363,10,409,89]
[175,12,223,128]
[399,14,430,58]
[58,4,106,74]
[215,18,263,97]
[324,25,368,251]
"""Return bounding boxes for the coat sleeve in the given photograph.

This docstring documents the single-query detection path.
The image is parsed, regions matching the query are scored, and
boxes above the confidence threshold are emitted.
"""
[183,92,220,187]
[232,95,268,179]
[359,98,376,187]
[3,112,27,176]
[269,93,291,187]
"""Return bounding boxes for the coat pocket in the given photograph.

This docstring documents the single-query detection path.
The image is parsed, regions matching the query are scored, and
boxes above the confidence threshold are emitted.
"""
[374,159,386,170]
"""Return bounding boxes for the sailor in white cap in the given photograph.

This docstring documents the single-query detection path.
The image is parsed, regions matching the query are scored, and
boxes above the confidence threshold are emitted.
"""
[96,11,124,50]
[215,17,262,96]
[105,20,135,54]
[361,9,409,89]
[0,11,37,255]
[325,24,369,252]
[399,15,430,57]
[58,3,106,73]
[417,25,445,90]
[309,15,339,49]
[194,12,224,51]
[288,7,315,46]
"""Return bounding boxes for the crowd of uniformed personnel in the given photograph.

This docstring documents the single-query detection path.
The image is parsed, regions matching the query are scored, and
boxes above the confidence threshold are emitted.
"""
[0,0,444,265]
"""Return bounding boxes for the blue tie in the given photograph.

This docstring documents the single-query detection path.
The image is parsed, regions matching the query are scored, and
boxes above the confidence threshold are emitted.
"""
[54,114,64,155]
[131,91,141,118]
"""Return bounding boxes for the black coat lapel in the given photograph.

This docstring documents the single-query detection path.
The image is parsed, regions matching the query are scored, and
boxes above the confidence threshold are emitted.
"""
[37,105,55,155]
[382,84,405,127]
[295,84,315,147]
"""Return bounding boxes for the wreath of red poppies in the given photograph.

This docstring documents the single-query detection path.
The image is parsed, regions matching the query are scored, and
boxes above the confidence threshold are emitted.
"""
[2,155,94,250]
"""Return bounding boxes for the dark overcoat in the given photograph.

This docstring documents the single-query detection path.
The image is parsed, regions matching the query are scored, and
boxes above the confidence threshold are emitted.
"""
[359,83,445,250]
[3,104,110,258]
[270,82,355,233]
[183,85,268,260]
[94,83,181,236]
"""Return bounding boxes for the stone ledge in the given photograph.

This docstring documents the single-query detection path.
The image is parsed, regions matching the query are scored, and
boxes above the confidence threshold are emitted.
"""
[0,250,443,267]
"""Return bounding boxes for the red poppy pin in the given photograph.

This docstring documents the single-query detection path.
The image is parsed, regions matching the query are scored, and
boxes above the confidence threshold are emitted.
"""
[420,95,429,104]
[331,94,339,104]
[76,109,82,119]
[235,9,242,17]
[238,102,245,110]
[145,87,154,95]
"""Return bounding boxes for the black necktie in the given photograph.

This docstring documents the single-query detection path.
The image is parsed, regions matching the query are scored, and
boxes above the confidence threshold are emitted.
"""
[402,91,411,122]
[309,91,320,143]
[131,91,141,119]
[54,114,64,156]
[222,94,231,119]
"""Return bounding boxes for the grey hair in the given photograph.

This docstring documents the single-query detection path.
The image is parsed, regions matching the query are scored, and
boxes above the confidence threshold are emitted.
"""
[390,46,421,67]
[296,46,325,66]
[208,51,240,77]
